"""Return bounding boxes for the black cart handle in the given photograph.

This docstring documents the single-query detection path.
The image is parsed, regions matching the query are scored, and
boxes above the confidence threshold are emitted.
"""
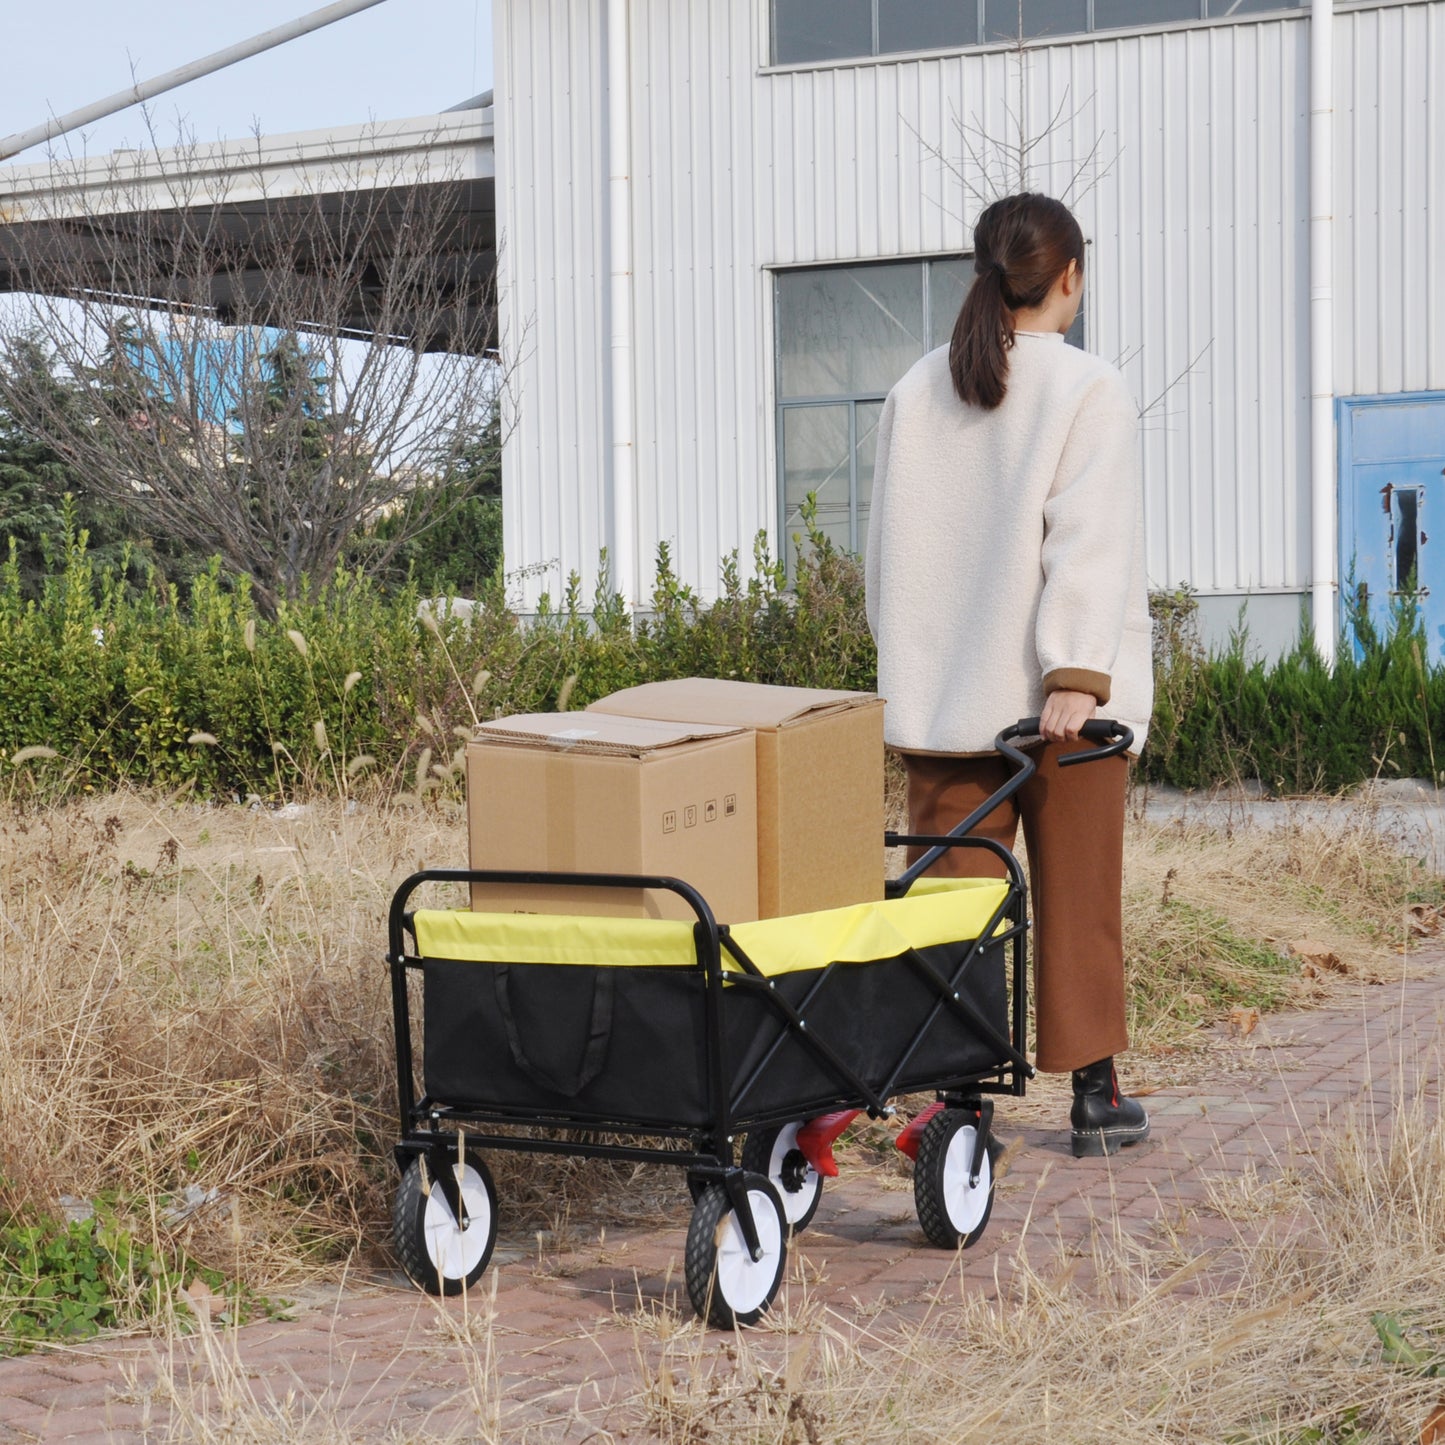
[1003,717,1134,766]
[888,717,1133,893]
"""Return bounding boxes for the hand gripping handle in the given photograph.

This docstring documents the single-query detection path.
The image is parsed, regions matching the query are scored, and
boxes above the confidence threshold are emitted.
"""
[1000,717,1134,766]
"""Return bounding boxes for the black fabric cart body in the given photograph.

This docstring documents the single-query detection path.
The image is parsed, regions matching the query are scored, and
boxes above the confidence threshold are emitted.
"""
[384,719,1131,1325]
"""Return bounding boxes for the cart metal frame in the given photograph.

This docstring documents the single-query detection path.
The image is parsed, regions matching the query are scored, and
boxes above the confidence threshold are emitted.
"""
[384,718,1130,1301]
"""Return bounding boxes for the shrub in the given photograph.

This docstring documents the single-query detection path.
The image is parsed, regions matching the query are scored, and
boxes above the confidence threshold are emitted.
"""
[3,507,1444,798]
[1144,591,1445,793]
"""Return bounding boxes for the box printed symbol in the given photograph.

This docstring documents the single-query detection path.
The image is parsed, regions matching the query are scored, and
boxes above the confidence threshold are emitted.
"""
[684,805,698,828]
[724,794,737,816]
[662,810,677,833]
[704,799,718,823]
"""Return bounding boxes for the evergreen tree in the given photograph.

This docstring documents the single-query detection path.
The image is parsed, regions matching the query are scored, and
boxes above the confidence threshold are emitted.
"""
[360,411,503,595]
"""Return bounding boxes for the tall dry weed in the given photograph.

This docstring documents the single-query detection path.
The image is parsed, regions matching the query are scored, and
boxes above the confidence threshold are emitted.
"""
[617,1054,1445,1444]
[0,789,1432,1305]
[0,793,462,1281]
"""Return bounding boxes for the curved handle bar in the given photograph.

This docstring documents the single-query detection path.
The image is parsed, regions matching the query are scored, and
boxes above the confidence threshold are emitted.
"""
[1001,717,1134,766]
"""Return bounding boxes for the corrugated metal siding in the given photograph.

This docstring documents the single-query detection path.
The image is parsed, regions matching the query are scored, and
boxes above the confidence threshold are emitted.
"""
[755,19,1313,595]
[496,0,1445,605]
[630,0,767,593]
[1336,1,1445,399]
[495,0,609,605]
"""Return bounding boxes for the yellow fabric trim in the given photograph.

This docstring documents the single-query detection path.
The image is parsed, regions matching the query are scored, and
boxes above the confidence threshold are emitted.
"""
[414,910,698,969]
[725,879,1007,975]
[412,877,1011,978]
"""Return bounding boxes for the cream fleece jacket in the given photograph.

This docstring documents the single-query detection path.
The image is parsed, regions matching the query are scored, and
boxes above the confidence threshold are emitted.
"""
[864,333,1153,755]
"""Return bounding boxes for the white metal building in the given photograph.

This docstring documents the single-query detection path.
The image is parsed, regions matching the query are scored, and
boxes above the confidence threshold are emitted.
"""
[494,0,1445,658]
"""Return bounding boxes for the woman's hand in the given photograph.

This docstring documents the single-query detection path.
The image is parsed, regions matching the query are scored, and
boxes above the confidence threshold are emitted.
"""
[1038,688,1098,743]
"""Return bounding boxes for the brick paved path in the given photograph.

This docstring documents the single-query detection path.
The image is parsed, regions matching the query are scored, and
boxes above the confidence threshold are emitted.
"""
[1,959,1440,1443]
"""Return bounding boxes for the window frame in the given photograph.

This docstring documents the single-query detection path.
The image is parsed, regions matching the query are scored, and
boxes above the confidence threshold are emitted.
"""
[773,253,1088,568]
[765,0,1337,69]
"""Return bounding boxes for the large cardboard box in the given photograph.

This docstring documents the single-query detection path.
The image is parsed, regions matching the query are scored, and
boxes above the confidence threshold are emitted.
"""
[466,712,759,922]
[588,680,884,918]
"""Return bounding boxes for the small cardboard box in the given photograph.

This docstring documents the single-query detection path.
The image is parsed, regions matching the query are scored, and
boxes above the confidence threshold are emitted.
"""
[466,712,759,922]
[588,679,884,918]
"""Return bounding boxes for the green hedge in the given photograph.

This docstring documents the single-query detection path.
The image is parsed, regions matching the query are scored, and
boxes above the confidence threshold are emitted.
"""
[1147,595,1445,793]
[0,511,875,799]
[2,516,1442,798]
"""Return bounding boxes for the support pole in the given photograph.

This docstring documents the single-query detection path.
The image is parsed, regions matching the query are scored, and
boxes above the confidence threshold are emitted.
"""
[606,0,637,611]
[0,0,393,162]
[1309,0,1336,663]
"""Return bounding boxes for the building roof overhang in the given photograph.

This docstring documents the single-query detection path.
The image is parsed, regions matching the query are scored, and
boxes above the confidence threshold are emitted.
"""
[0,108,496,353]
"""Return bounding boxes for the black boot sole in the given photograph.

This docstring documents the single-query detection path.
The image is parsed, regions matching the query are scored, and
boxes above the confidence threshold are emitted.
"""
[1070,1118,1151,1158]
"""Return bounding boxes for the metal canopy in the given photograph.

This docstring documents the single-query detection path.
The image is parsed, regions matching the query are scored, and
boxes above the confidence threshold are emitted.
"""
[0,109,496,353]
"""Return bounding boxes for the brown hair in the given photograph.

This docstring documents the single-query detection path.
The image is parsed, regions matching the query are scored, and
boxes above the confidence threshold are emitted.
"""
[949,193,1085,410]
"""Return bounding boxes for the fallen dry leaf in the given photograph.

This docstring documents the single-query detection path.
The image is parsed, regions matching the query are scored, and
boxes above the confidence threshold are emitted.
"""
[178,1277,216,1319]
[1228,1006,1260,1038]
[1420,1399,1445,1445]
[1407,903,1441,938]
[1287,938,1348,974]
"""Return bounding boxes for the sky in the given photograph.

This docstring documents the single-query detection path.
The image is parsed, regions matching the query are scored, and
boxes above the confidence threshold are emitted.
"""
[1,0,495,166]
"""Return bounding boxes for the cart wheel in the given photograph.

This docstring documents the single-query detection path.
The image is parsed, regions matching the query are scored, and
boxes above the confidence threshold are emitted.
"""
[742,1123,823,1234]
[393,1148,498,1296]
[913,1109,999,1250]
[684,1175,787,1329]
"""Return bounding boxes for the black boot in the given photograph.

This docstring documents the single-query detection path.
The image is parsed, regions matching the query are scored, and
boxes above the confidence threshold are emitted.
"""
[1070,1058,1150,1158]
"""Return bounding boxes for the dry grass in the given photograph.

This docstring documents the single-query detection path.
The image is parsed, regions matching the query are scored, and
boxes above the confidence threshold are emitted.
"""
[3,785,1441,1438]
[1123,808,1441,1059]
[612,1069,1445,1445]
[119,1060,1445,1443]
[0,787,1435,1306]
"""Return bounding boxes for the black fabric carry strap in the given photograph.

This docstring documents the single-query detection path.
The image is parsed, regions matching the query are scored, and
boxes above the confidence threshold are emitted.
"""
[492,964,615,1097]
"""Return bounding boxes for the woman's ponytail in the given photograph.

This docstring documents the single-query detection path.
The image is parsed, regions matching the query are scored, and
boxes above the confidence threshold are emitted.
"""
[950,261,1014,411]
[949,193,1085,411]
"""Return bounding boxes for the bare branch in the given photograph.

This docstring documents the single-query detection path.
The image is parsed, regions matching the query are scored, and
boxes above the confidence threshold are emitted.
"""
[1136,342,1214,433]
[0,123,508,612]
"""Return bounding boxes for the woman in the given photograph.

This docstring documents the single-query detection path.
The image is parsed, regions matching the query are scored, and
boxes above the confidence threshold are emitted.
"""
[864,192,1154,1158]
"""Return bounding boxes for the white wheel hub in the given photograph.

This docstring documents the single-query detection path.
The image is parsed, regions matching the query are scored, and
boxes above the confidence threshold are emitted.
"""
[765,1124,821,1225]
[423,1162,493,1281]
[715,1188,784,1315]
[941,1124,991,1234]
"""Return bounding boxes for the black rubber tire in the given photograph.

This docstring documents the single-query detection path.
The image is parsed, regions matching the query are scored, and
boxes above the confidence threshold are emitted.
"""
[741,1123,824,1235]
[684,1175,787,1329]
[913,1109,999,1250]
[393,1148,498,1296]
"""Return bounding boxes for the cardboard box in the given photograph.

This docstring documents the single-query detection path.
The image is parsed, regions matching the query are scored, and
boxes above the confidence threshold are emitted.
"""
[588,679,885,918]
[466,712,759,922]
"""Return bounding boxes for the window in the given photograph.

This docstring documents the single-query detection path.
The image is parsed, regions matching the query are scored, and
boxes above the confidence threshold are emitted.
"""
[774,258,1085,567]
[771,0,1309,63]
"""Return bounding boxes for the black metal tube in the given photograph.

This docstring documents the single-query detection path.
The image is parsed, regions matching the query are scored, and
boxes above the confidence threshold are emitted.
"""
[389,953,416,1141]
[397,1131,725,1170]
[722,936,855,1112]
[699,915,733,1168]
[385,865,722,1151]
[1009,717,1134,767]
[877,881,1031,1095]
[886,833,1028,898]
[886,719,1131,894]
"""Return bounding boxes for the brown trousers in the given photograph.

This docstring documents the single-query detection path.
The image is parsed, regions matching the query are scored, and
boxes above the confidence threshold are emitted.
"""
[902,740,1129,1073]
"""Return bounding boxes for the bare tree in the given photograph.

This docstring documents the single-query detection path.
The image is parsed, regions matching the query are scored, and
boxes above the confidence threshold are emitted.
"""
[0,122,504,613]
[907,3,1120,218]
[906,13,1205,431]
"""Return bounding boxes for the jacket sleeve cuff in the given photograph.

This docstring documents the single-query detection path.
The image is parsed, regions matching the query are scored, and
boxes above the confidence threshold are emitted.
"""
[1043,667,1112,705]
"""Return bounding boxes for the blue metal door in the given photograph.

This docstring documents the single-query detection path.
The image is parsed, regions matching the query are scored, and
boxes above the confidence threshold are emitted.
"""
[1339,392,1445,661]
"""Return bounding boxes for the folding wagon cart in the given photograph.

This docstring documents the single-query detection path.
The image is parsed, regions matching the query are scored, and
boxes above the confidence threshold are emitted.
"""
[384,718,1131,1327]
